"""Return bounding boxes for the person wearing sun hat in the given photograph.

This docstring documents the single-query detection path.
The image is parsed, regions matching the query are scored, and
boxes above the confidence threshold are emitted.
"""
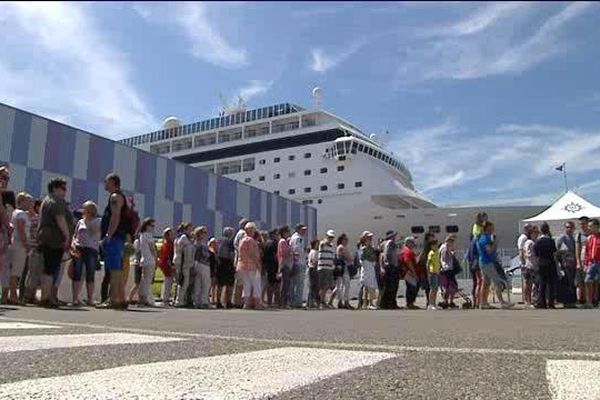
[380,230,400,309]
[317,229,336,308]
[359,231,378,309]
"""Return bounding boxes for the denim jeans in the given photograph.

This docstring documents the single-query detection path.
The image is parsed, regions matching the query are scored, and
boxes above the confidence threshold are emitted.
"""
[280,263,292,306]
[291,263,306,307]
[73,247,99,283]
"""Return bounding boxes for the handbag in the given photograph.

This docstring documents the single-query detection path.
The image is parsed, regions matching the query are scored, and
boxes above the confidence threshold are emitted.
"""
[452,255,463,276]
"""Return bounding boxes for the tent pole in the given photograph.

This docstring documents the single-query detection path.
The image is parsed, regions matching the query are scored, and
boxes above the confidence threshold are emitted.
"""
[563,163,568,193]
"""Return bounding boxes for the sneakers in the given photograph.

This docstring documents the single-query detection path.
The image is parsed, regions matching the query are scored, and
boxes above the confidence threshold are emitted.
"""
[479,303,495,310]
[368,305,378,310]
[501,302,515,309]
[427,305,438,311]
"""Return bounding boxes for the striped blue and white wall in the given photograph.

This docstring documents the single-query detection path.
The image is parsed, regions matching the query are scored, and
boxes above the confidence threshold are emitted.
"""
[0,102,317,238]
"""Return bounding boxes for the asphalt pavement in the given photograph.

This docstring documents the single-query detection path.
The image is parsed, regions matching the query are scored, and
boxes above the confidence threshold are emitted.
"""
[1,303,599,399]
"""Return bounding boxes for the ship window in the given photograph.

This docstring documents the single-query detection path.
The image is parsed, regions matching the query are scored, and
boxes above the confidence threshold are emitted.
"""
[252,110,257,120]
[304,153,312,159]
[274,157,280,163]
[411,226,425,234]
[288,172,296,178]
[320,168,328,174]
[242,158,255,172]
[274,190,280,195]
[358,144,364,152]
[338,155,346,161]
[259,159,266,165]
[446,225,460,234]
[304,187,311,193]
[337,183,345,189]
[317,199,323,204]
[337,165,344,172]
[289,155,295,161]
[259,176,265,182]
[273,173,280,179]
[355,181,363,188]
[302,200,313,205]
[288,189,296,195]
[368,147,373,156]
[351,142,358,154]
[244,178,251,183]
[374,216,383,220]
[320,185,328,191]
[428,226,441,234]
[304,169,311,176]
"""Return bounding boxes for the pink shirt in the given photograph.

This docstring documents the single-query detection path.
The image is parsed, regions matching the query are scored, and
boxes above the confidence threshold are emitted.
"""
[278,238,292,267]
[237,236,261,272]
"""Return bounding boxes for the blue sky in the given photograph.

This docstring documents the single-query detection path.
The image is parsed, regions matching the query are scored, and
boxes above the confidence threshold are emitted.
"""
[1,2,599,207]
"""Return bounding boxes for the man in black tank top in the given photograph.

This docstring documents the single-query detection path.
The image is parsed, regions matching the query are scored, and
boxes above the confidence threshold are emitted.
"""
[99,173,127,309]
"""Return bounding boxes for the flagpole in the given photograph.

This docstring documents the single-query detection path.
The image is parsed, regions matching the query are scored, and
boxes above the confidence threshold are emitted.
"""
[563,163,568,192]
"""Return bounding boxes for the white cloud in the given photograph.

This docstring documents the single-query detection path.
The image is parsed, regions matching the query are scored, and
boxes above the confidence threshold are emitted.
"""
[0,3,157,138]
[237,80,274,102]
[390,120,600,202]
[135,2,247,68]
[423,2,529,37]
[310,40,366,73]
[397,2,593,83]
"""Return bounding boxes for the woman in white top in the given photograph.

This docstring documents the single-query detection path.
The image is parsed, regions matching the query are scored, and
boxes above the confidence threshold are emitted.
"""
[335,233,355,310]
[175,222,195,307]
[359,231,378,310]
[8,192,32,304]
[306,239,320,308]
[523,226,539,307]
[70,201,101,306]
[137,218,157,306]
[192,226,211,308]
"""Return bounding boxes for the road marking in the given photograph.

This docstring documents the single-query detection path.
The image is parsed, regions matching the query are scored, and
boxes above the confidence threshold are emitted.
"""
[0,347,393,399]
[3,316,600,359]
[0,322,60,330]
[0,333,183,353]
[546,360,600,400]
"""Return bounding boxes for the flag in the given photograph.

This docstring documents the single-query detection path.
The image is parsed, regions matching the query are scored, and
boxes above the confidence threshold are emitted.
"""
[555,163,565,172]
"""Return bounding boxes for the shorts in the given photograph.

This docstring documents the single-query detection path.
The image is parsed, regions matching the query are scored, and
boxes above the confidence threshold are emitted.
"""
[440,271,458,295]
[102,237,124,271]
[429,273,440,289]
[318,269,334,291]
[9,245,28,278]
[522,268,535,282]
[585,263,600,283]
[480,262,507,287]
[41,246,64,280]
[72,247,99,283]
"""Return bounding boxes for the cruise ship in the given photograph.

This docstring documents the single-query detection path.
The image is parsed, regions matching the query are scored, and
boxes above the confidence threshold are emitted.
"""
[121,98,543,251]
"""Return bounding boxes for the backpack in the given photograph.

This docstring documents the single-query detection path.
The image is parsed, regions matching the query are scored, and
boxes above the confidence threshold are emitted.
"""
[122,195,140,237]
[347,251,360,278]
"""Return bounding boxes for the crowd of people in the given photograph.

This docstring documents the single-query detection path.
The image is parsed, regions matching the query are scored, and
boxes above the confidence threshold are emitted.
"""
[1,167,599,311]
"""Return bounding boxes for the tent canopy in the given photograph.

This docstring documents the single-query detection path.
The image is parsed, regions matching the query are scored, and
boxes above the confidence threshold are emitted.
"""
[523,191,600,222]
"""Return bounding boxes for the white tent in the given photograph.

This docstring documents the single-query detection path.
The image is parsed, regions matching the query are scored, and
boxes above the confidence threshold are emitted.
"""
[523,191,600,223]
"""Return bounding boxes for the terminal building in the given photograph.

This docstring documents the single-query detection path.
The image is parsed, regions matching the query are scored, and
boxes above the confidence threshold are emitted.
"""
[0,102,317,237]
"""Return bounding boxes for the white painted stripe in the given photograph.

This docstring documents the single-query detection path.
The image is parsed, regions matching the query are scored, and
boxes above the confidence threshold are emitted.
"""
[27,115,48,170]
[0,333,182,353]
[72,133,89,180]
[0,105,16,162]
[4,316,600,359]
[113,143,137,192]
[0,322,60,330]
[0,347,393,399]
[546,360,600,400]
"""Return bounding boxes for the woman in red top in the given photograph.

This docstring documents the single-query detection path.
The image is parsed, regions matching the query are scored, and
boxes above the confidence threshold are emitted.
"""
[584,218,600,307]
[158,228,175,306]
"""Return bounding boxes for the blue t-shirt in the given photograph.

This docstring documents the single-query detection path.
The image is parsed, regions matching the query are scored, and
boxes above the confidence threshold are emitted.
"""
[477,234,496,265]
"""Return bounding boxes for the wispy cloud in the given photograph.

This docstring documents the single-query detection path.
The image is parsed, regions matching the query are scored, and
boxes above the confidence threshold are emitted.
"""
[391,120,600,203]
[397,2,593,84]
[134,2,247,69]
[310,40,367,73]
[0,2,157,138]
[237,80,274,102]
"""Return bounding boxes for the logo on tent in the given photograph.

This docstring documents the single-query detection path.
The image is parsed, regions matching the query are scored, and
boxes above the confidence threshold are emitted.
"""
[563,202,584,213]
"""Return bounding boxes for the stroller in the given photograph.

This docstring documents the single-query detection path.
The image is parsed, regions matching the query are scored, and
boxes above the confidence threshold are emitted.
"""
[438,255,473,309]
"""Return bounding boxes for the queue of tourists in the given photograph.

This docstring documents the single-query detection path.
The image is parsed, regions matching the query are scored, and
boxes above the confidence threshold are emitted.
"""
[1,167,598,311]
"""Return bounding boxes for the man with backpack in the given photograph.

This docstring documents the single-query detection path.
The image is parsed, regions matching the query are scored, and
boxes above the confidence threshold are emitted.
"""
[99,173,138,309]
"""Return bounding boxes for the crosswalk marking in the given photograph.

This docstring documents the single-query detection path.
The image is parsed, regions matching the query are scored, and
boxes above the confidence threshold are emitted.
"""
[546,360,600,400]
[0,333,183,353]
[0,322,60,330]
[0,347,394,399]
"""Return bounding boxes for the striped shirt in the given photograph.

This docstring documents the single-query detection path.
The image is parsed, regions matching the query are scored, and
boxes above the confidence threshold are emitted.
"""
[317,240,335,270]
[28,213,39,248]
